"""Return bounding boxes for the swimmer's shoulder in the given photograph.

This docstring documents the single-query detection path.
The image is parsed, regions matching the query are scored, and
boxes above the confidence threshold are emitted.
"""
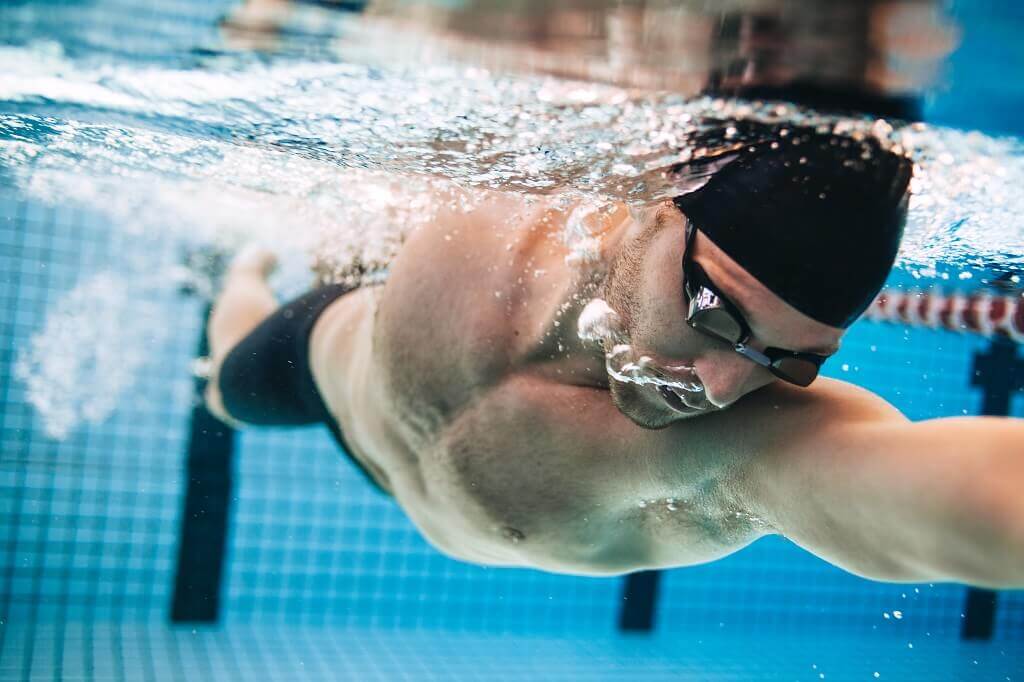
[668,376,911,470]
[468,371,908,478]
[753,377,908,425]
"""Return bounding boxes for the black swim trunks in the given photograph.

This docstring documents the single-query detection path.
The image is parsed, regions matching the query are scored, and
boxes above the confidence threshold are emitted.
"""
[218,285,389,495]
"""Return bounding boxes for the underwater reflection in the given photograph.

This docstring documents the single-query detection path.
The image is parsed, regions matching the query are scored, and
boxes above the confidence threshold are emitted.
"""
[223,0,958,104]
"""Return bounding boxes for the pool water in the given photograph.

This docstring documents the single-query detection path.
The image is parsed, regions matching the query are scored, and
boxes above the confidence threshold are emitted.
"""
[1,0,1023,680]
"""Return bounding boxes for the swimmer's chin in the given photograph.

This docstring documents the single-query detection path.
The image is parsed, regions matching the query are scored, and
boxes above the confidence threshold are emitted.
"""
[617,405,708,430]
[608,381,710,430]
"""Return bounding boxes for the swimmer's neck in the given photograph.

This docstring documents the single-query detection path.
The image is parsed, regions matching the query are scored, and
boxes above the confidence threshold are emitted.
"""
[521,201,635,389]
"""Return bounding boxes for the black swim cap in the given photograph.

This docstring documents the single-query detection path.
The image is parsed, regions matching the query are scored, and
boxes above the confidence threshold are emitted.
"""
[672,126,912,328]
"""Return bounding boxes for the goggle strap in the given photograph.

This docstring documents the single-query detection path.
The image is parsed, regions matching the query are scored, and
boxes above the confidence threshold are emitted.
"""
[733,343,771,367]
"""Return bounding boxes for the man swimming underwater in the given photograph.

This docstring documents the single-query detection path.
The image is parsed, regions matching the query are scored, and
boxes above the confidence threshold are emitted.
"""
[203,125,1024,588]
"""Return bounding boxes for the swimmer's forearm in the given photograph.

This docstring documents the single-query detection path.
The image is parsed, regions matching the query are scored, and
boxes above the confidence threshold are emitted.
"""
[747,417,1024,588]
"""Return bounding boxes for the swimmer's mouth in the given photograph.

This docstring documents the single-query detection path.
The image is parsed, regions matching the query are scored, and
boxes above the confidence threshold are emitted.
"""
[657,385,709,415]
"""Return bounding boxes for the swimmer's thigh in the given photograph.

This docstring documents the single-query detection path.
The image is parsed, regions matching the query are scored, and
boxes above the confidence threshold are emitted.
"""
[214,285,349,426]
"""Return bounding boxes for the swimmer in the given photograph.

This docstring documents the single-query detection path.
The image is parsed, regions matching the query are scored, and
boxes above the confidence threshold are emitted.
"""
[204,126,1024,587]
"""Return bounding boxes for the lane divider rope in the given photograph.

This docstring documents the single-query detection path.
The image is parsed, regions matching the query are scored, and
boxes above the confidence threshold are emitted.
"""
[865,289,1024,342]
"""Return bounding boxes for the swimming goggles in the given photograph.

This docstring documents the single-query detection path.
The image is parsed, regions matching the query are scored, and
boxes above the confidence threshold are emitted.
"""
[682,221,828,387]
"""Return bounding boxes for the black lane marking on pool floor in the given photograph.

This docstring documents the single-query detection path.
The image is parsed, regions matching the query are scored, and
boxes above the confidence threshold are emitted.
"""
[962,337,1024,640]
[618,570,662,632]
[171,304,236,623]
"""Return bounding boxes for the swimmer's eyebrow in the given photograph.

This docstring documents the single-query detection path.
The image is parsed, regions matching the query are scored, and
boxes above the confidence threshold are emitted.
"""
[745,303,842,356]
[752,324,840,357]
[806,341,841,356]
[747,314,841,356]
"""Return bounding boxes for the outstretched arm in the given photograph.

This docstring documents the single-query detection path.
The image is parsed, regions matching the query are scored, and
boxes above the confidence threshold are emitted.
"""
[741,380,1024,588]
[424,374,1022,581]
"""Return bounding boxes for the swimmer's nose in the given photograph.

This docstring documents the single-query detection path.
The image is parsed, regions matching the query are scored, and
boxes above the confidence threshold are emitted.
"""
[695,355,762,409]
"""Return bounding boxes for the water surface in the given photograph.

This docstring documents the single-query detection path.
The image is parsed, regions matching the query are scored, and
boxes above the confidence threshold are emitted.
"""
[2,0,1023,437]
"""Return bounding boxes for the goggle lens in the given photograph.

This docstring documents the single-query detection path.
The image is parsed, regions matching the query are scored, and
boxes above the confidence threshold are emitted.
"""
[689,307,744,345]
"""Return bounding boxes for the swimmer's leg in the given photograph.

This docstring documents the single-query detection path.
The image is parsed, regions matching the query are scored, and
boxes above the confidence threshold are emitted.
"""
[204,246,280,425]
[205,250,351,428]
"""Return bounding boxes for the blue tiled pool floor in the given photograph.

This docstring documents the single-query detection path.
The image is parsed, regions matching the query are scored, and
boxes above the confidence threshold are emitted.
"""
[1,622,1020,681]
